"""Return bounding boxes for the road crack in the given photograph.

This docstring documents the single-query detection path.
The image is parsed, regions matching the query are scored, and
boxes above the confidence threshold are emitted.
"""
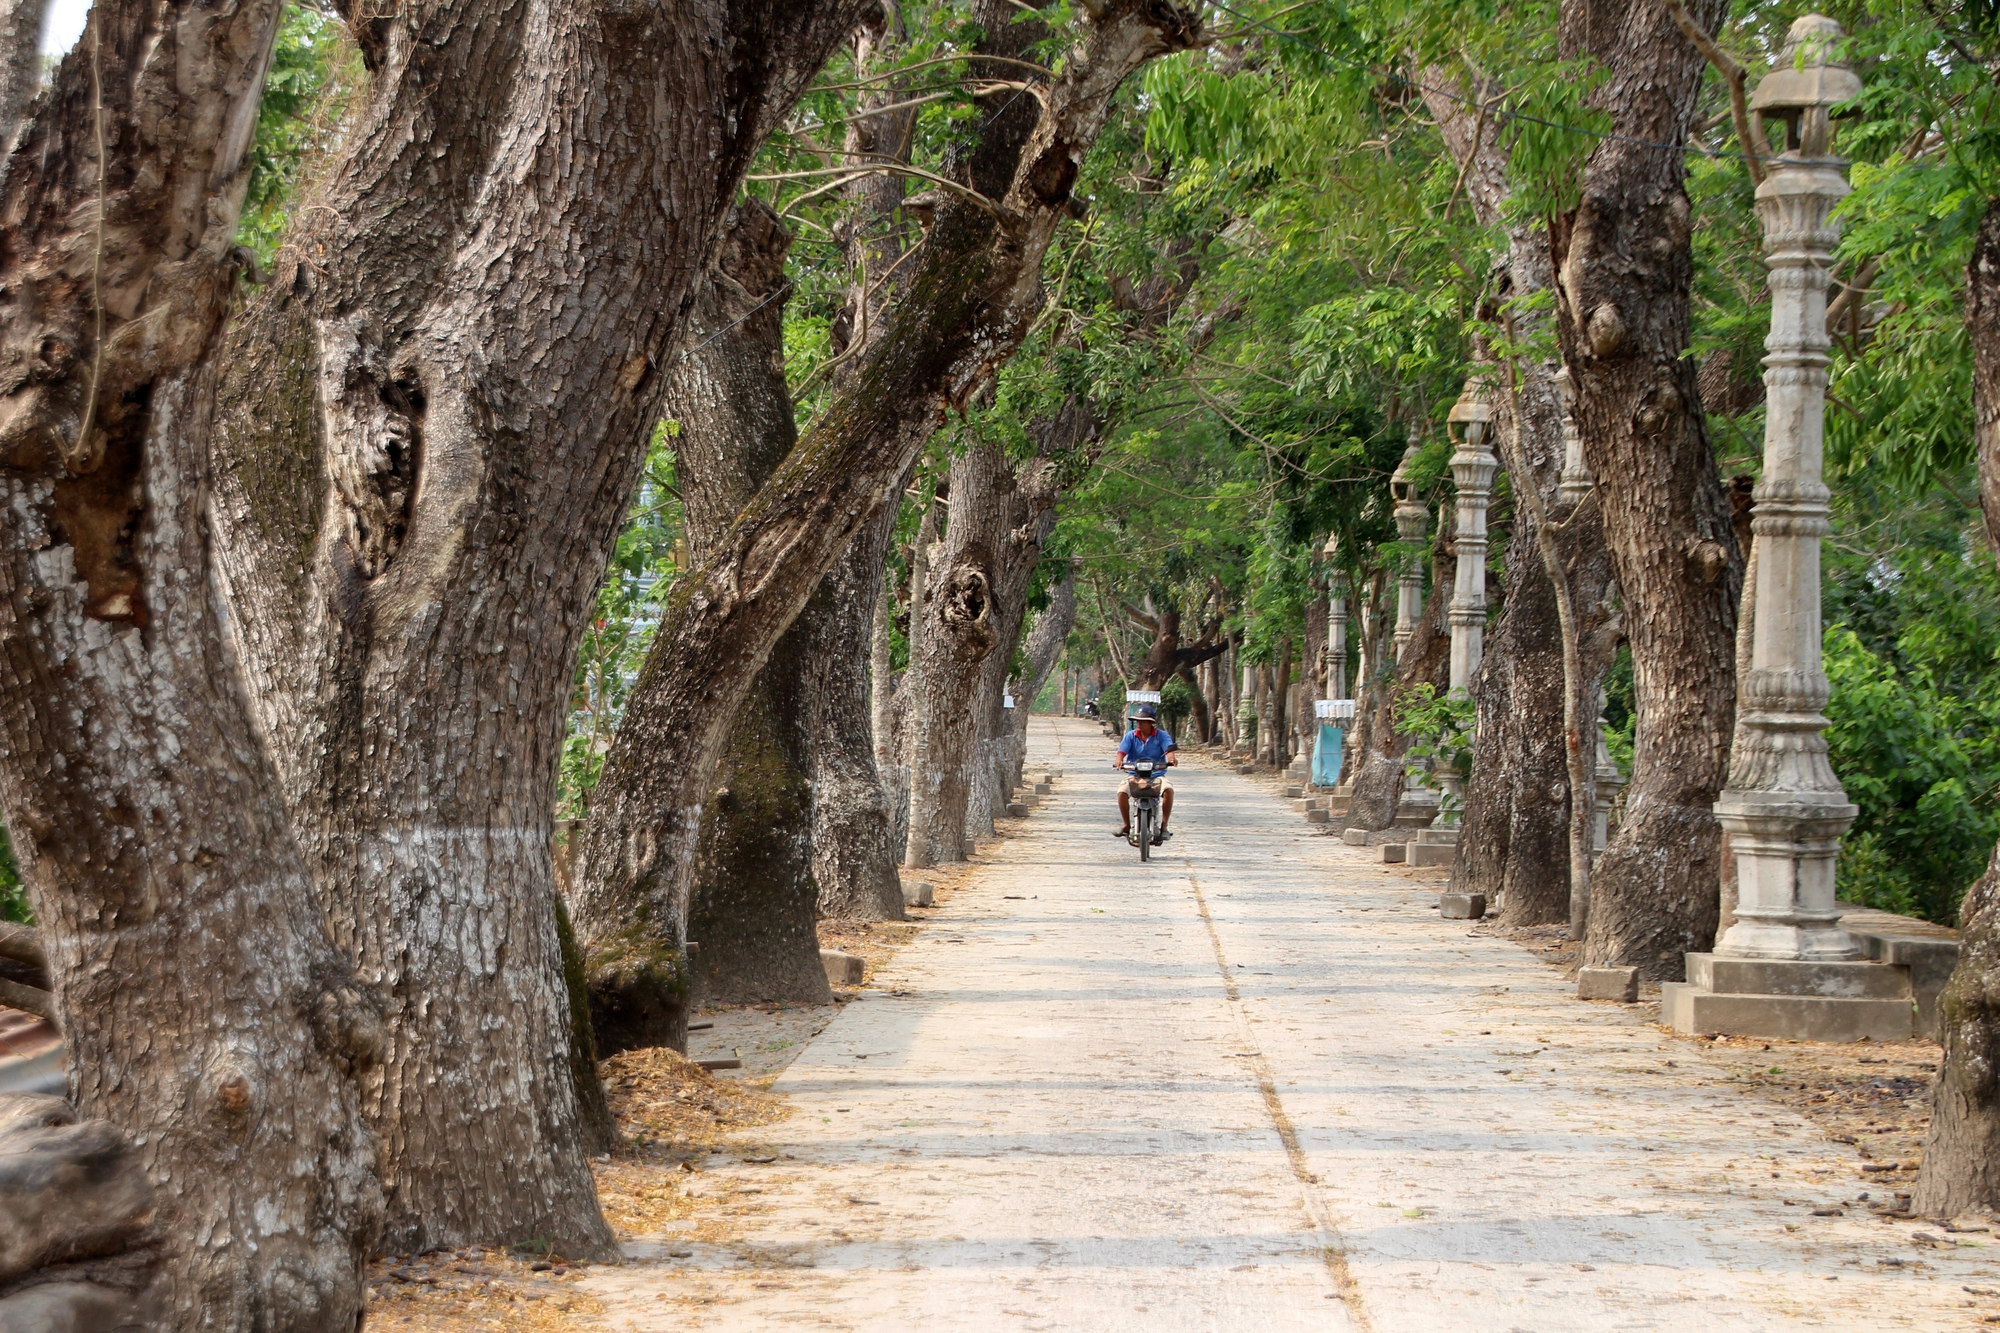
[1186,861,1377,1331]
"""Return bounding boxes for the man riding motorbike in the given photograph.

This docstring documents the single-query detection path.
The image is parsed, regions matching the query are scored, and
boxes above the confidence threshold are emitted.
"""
[1113,704,1176,844]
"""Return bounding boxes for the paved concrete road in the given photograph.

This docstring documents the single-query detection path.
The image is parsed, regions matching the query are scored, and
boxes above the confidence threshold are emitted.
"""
[587,716,1997,1331]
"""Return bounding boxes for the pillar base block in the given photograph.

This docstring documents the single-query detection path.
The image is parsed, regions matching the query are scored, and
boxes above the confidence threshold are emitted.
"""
[1662,951,1914,1042]
[1408,840,1455,867]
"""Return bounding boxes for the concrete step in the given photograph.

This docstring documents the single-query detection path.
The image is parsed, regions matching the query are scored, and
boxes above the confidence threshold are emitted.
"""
[1408,841,1454,867]
[1837,901,1959,1038]
[1685,953,1911,1001]
[1661,981,1914,1042]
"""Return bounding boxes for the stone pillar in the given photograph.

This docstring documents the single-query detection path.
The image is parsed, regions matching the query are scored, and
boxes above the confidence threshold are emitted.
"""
[1388,443,1438,820]
[1328,594,1348,700]
[1556,365,1592,507]
[1713,17,1860,964]
[1592,709,1623,856]
[1446,379,1497,697]
[1664,17,1910,1042]
[1390,443,1426,659]
[1232,660,1248,748]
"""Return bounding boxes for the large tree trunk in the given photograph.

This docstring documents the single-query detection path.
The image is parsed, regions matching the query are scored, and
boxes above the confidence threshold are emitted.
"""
[0,0,39,153]
[205,0,871,1254]
[0,0,382,1321]
[808,5,921,925]
[689,623,828,1007]
[1557,0,1742,980]
[1458,332,1617,925]
[567,0,1201,1049]
[967,454,1065,839]
[1914,194,2000,1217]
[907,444,1014,863]
[674,203,831,1013]
[1421,67,1618,924]
[811,495,909,923]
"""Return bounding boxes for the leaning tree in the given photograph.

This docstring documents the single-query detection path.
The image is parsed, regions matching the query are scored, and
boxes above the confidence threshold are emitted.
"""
[568,0,1203,1053]
[4,0,879,1303]
[1554,0,1743,981]
[0,0,380,1322]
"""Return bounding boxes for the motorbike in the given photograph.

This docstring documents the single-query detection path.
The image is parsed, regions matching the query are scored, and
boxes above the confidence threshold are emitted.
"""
[1082,699,1100,719]
[1123,760,1165,861]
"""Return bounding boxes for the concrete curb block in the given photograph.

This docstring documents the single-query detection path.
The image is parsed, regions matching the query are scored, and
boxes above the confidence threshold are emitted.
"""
[821,950,865,986]
[1577,966,1639,1002]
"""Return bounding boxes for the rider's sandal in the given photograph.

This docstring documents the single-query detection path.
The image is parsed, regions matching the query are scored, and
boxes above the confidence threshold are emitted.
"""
[1112,826,1131,839]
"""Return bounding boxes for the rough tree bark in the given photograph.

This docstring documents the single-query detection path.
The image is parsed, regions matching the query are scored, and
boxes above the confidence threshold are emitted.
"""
[670,204,835,1013]
[1347,569,1388,765]
[0,1093,162,1326]
[205,0,872,1255]
[907,443,1014,863]
[1420,66,1620,924]
[968,478,1062,841]
[809,492,909,923]
[569,0,1201,1049]
[1127,600,1229,691]
[0,0,382,1320]
[908,0,1073,859]
[0,0,41,154]
[1013,559,1080,759]
[1556,0,1742,980]
[1914,195,2000,1217]
[809,2,919,924]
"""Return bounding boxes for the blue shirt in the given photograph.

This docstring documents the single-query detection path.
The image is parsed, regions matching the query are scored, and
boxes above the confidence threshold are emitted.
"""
[1119,727,1176,767]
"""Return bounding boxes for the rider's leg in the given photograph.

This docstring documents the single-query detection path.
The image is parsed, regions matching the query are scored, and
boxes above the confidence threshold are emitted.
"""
[1116,787,1131,834]
[1161,786,1174,829]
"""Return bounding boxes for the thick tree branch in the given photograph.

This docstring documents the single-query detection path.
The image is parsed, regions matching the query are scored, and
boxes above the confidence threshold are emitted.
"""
[0,921,45,969]
[0,976,56,1024]
[1660,0,1771,183]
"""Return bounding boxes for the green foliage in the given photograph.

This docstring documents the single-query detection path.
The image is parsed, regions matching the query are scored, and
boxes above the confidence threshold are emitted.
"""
[0,823,26,925]
[1393,682,1475,790]
[1158,674,1196,738]
[1498,60,1613,217]
[1824,627,2000,923]
[558,425,686,820]
[1820,471,2000,923]
[1599,644,1635,777]
[236,3,358,263]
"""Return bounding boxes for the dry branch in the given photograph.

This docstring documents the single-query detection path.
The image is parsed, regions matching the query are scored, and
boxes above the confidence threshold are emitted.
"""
[1660,0,1772,183]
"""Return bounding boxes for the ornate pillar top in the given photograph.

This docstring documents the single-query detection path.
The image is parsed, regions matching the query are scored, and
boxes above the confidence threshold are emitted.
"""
[1749,15,1860,161]
[1390,442,1428,542]
[1446,376,1498,493]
